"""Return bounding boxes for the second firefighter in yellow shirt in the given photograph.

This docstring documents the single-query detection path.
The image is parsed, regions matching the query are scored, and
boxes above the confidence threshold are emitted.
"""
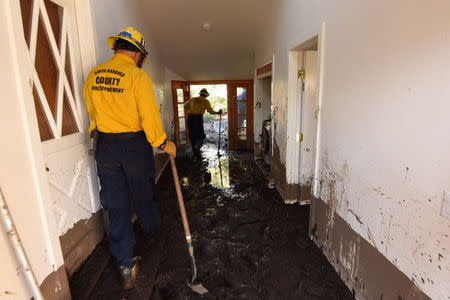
[184,88,222,157]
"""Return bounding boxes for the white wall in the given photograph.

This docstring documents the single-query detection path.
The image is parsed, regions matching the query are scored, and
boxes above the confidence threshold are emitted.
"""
[254,0,450,298]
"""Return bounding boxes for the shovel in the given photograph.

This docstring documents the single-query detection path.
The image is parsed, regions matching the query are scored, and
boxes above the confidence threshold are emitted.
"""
[217,113,222,156]
[169,156,208,294]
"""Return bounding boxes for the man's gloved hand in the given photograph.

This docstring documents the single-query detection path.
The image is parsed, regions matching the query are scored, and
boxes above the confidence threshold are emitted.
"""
[162,140,176,157]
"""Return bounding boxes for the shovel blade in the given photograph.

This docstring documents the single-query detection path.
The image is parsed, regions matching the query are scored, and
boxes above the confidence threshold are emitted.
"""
[189,283,208,295]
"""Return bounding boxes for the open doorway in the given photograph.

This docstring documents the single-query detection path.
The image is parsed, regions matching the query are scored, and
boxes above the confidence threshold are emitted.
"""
[171,80,253,151]
[189,84,228,150]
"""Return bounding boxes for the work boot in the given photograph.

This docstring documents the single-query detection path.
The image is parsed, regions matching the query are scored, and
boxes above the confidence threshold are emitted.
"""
[119,257,141,290]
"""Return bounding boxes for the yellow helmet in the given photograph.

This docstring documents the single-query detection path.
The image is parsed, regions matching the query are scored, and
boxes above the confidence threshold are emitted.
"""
[107,26,149,63]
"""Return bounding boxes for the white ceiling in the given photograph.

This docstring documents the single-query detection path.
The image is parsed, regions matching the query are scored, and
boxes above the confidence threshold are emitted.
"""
[137,0,274,80]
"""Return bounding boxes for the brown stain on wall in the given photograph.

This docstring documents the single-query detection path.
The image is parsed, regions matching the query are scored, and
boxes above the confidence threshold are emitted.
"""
[270,142,299,202]
[58,153,168,282]
[311,194,430,299]
[268,144,430,298]
[40,265,71,300]
[254,141,263,159]
[59,211,104,278]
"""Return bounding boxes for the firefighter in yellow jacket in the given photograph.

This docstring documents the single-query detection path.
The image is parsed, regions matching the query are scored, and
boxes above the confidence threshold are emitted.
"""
[184,88,222,157]
[83,27,175,289]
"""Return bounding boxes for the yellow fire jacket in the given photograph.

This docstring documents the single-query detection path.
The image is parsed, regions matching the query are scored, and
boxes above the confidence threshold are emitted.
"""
[83,53,167,147]
[184,96,216,115]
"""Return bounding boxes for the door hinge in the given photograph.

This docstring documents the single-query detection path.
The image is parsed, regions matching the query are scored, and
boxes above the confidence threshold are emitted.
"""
[298,69,305,79]
[297,133,303,142]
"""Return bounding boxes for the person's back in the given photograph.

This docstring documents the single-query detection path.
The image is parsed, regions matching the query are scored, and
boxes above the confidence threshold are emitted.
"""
[84,51,166,147]
[183,89,221,158]
[184,96,213,115]
[83,26,175,291]
[85,53,147,133]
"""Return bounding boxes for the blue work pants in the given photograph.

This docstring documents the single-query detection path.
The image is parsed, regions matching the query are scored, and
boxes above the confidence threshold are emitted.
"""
[95,132,158,267]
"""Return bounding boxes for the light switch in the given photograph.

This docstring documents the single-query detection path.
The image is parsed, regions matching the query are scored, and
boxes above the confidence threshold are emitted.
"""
[441,191,450,219]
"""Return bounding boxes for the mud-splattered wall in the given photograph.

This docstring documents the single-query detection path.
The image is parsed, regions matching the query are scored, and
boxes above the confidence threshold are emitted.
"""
[254,76,272,158]
[254,1,450,298]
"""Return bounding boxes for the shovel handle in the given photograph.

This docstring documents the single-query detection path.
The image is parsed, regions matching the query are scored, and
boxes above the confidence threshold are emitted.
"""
[218,114,222,152]
[169,156,194,256]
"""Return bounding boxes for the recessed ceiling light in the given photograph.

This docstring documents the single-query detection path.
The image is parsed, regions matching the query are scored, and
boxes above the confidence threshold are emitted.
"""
[202,23,211,31]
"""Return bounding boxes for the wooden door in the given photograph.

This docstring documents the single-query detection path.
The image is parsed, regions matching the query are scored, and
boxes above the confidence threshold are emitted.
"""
[171,81,190,145]
[228,81,253,150]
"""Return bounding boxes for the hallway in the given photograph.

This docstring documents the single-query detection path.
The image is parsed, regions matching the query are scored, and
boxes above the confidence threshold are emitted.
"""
[2,0,449,299]
[72,137,353,299]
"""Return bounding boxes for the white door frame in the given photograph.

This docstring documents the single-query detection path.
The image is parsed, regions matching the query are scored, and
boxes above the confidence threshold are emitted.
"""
[285,23,326,202]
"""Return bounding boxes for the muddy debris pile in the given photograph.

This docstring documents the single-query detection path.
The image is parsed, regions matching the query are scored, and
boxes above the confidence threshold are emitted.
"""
[152,140,353,299]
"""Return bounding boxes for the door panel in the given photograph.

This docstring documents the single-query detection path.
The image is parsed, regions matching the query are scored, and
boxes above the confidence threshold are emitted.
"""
[298,51,319,187]
[171,81,190,145]
[18,0,100,235]
[228,81,253,150]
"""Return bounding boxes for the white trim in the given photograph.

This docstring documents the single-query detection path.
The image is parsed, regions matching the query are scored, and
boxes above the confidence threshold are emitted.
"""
[33,69,59,137]
[270,53,275,157]
[312,22,326,198]
[285,32,323,196]
[39,0,64,74]
[29,0,40,64]
[256,71,272,79]
[41,132,86,155]
[74,0,97,80]
[66,21,84,126]
[73,0,101,213]
[56,11,68,134]
[286,49,300,184]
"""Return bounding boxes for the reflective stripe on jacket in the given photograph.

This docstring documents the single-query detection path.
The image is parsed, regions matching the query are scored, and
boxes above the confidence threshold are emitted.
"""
[83,53,167,147]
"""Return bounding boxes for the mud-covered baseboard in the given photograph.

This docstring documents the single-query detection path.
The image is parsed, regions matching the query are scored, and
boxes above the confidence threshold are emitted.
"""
[59,210,105,278]
[310,198,430,299]
[40,265,71,300]
[271,143,298,203]
[254,141,263,159]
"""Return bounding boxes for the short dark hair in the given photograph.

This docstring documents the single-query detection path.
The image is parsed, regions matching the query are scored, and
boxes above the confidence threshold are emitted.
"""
[113,38,140,53]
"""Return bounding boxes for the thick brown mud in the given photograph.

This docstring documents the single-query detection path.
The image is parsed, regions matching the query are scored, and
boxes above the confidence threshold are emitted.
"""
[152,138,354,299]
[77,133,354,299]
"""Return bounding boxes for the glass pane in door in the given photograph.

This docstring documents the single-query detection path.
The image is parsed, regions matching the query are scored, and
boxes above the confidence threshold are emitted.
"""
[180,132,187,144]
[237,87,247,100]
[238,127,247,140]
[178,104,185,117]
[237,115,247,128]
[237,101,246,114]
[177,89,184,102]
[179,117,186,131]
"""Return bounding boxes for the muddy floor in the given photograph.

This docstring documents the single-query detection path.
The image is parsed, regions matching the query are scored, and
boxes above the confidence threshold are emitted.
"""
[81,132,354,299]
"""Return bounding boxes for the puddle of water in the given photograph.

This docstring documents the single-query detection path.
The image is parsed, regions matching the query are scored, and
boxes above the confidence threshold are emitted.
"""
[207,157,230,188]
[201,142,232,189]
[180,176,189,187]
